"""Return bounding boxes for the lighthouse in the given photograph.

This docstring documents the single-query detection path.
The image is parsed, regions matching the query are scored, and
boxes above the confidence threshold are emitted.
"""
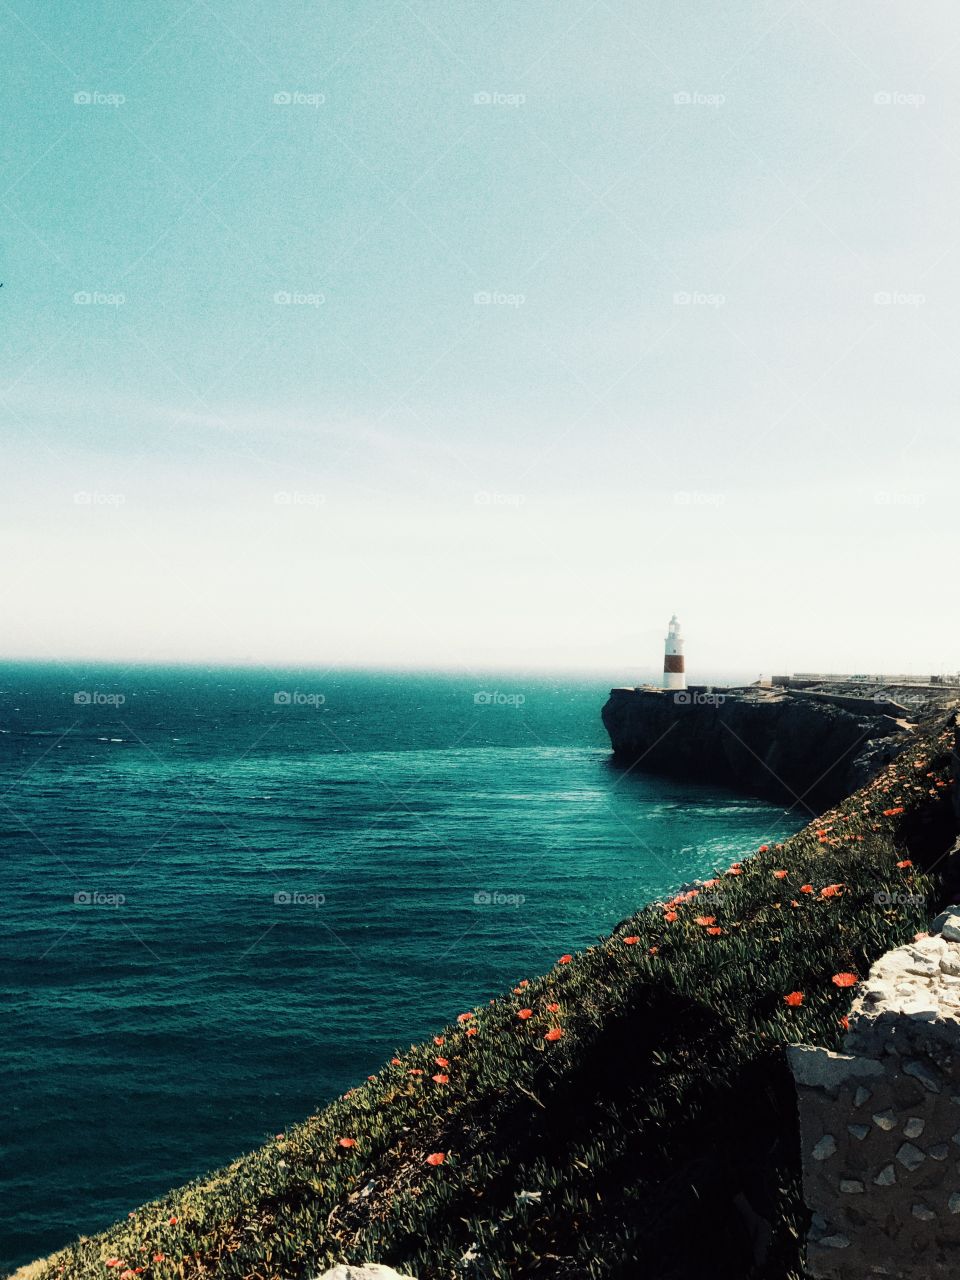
[663,615,686,691]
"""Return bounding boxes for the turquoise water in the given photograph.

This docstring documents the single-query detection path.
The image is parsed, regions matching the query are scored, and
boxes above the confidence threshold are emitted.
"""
[0,667,804,1270]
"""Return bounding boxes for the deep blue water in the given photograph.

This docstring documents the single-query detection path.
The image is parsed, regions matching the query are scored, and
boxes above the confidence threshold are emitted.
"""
[0,666,804,1271]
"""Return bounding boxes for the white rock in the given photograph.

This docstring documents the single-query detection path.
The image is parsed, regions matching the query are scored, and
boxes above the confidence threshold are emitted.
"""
[315,1267,418,1280]
[942,920,960,944]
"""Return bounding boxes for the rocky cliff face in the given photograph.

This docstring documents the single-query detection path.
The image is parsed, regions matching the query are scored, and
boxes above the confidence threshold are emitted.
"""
[601,686,911,809]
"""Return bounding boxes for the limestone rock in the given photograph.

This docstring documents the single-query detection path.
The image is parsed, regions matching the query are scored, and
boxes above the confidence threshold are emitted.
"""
[315,1267,418,1280]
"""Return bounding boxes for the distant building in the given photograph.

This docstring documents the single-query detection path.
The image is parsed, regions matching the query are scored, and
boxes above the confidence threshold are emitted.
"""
[663,615,686,691]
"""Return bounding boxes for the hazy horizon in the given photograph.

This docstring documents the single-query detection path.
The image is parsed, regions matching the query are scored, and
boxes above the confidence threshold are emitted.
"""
[3,2,958,673]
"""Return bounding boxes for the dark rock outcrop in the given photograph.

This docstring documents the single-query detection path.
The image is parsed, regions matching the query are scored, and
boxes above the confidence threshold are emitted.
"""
[601,686,911,809]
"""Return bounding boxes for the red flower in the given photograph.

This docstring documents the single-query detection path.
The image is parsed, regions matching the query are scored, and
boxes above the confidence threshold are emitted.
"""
[820,884,843,899]
[831,972,858,988]
[693,916,716,926]
[664,911,678,922]
[622,935,640,945]
[390,1057,401,1066]
[783,991,804,1007]
[517,1009,533,1020]
[799,884,814,895]
[168,1217,177,1225]
[457,1012,475,1023]
[702,878,720,888]
[726,867,742,876]
[883,806,905,816]
[896,859,913,869]
[546,1002,560,1012]
[434,1036,445,1045]
[425,1151,446,1167]
[649,946,659,955]
[338,1137,357,1149]
[558,954,572,964]
[105,1262,122,1270]
[465,1027,477,1037]
[409,1068,424,1076]
[839,1015,850,1030]
[152,1257,164,1265]
[434,1056,449,1067]
[432,1072,449,1084]
[706,926,723,936]
[773,870,788,880]
[518,979,529,987]
[758,844,769,853]
[544,1027,564,1042]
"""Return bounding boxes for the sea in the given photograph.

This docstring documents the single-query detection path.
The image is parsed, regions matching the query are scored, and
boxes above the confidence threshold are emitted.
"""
[0,665,805,1271]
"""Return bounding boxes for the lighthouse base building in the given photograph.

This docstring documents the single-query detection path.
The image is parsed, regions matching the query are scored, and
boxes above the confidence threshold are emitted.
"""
[663,615,686,691]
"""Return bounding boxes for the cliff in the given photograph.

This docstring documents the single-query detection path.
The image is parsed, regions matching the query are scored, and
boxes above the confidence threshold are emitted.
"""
[602,685,913,808]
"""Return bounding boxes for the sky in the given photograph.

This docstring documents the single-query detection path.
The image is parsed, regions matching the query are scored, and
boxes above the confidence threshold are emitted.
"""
[1,0,958,677]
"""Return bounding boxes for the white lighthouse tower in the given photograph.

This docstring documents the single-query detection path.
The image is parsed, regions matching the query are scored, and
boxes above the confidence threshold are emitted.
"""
[663,614,686,691]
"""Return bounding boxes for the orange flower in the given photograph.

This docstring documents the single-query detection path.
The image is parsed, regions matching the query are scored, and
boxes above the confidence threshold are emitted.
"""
[896,859,913,869]
[664,911,678,922]
[558,954,572,964]
[409,1068,424,1076]
[831,972,858,988]
[432,1072,449,1084]
[883,806,905,816]
[706,926,723,936]
[649,946,659,955]
[425,1152,446,1166]
[783,991,804,1007]
[702,878,720,888]
[693,916,716,926]
[839,1015,849,1031]
[457,1012,475,1023]
[434,1056,449,1067]
[758,844,769,853]
[726,867,742,876]
[434,1036,445,1045]
[152,1257,164,1265]
[465,1027,477,1037]
[799,884,814,894]
[820,884,843,899]
[168,1217,177,1225]
[518,979,529,987]
[773,870,788,880]
[517,1009,533,1020]
[338,1137,357,1149]
[106,1262,122,1269]
[622,935,640,945]
[790,899,800,908]
[390,1057,401,1066]
[544,1027,564,1042]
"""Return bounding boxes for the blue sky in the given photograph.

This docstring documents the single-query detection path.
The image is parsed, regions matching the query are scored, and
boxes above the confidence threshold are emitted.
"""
[1,1,957,674]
